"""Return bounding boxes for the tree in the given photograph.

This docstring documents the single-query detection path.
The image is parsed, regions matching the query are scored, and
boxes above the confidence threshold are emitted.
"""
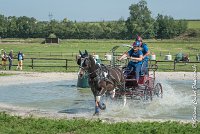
[59,18,74,39]
[16,16,37,38]
[126,0,155,39]
[108,20,128,39]
[0,14,7,38]
[7,16,18,38]
[155,14,187,39]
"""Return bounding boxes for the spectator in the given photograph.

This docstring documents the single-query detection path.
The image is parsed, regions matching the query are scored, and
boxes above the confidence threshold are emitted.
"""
[8,50,14,70]
[1,51,7,70]
[17,51,24,70]
[0,49,3,68]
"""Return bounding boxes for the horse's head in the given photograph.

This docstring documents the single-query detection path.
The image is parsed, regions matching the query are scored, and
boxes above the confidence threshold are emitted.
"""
[77,50,92,78]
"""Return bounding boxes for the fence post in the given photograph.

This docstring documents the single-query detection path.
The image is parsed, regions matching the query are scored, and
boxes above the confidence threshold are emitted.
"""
[174,60,176,71]
[31,58,34,69]
[66,59,68,70]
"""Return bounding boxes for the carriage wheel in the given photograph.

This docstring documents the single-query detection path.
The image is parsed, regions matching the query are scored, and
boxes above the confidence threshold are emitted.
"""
[144,86,153,101]
[143,79,153,101]
[154,83,163,98]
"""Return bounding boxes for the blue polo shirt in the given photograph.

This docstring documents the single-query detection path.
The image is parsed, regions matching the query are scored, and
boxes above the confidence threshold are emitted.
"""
[141,43,149,61]
[128,49,143,65]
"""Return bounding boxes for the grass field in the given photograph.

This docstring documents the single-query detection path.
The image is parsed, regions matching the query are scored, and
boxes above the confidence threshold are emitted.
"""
[0,72,13,76]
[0,39,200,72]
[188,20,200,29]
[0,112,199,134]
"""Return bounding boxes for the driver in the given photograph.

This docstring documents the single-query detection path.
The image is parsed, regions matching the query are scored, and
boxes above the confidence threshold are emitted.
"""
[136,36,150,75]
[118,41,143,82]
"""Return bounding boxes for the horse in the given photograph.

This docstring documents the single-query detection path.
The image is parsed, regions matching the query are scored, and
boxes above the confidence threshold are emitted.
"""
[77,50,125,115]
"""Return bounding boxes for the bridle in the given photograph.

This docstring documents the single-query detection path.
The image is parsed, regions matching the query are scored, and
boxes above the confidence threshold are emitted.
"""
[79,56,90,70]
[79,56,100,78]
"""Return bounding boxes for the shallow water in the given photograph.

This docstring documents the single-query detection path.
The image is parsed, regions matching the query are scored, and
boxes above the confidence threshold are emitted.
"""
[0,79,199,120]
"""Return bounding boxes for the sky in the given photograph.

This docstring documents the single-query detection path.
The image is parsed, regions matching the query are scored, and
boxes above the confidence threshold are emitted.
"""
[0,0,199,21]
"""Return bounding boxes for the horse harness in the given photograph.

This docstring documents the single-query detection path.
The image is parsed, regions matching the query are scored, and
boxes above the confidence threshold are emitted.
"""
[89,63,115,86]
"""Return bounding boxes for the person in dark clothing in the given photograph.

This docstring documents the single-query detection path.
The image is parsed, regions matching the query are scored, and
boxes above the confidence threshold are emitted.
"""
[17,51,24,70]
[8,50,14,70]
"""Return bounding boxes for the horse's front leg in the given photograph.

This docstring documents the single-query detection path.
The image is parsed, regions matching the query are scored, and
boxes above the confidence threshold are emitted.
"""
[94,80,112,115]
[94,95,100,115]
[89,86,100,115]
[92,87,107,116]
[96,84,109,109]
[90,87,100,115]
[94,97,106,115]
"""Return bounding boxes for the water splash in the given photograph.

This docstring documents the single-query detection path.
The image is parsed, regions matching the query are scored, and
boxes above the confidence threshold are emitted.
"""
[98,79,197,120]
[0,79,199,120]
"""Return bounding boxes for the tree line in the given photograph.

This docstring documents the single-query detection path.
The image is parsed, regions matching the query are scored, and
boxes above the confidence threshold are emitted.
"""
[0,0,187,40]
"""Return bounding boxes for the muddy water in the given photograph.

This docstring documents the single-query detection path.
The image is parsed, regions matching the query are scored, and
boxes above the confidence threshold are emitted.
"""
[0,79,199,120]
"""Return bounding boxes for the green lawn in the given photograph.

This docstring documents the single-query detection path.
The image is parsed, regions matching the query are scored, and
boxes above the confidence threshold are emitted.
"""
[0,112,199,134]
[0,39,200,72]
[0,73,13,76]
[187,20,200,29]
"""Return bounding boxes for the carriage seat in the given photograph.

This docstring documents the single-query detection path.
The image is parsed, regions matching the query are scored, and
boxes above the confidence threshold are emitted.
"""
[123,67,146,78]
[138,75,146,84]
[123,67,147,87]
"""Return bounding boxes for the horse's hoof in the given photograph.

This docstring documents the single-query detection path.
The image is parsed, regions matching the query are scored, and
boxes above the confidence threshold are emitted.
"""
[99,103,106,110]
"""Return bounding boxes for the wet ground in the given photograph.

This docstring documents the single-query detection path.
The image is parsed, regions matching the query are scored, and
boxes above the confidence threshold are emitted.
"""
[0,79,199,121]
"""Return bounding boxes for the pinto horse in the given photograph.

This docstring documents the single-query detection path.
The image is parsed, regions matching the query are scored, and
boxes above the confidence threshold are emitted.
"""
[77,50,125,115]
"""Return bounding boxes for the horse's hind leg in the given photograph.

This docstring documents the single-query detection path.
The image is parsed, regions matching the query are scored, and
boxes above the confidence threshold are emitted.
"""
[110,88,116,99]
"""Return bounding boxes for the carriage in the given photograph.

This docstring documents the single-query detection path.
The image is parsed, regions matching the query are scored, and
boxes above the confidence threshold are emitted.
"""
[112,64,163,102]
[110,44,163,102]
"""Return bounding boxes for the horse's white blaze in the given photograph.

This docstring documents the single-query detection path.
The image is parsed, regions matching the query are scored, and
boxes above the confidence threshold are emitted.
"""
[80,58,85,66]
[96,96,101,102]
